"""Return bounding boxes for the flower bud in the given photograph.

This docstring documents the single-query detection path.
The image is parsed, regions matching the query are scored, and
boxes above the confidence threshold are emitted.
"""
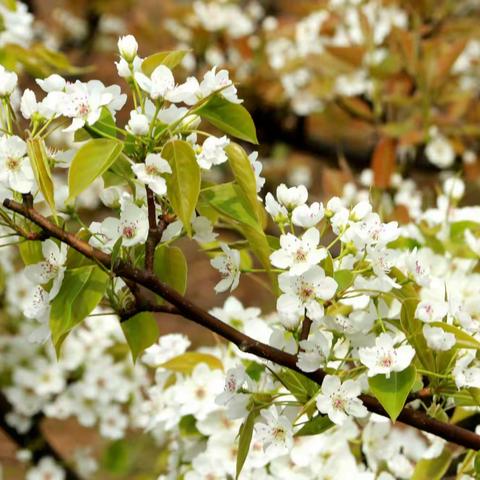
[118,35,138,62]
[127,110,149,136]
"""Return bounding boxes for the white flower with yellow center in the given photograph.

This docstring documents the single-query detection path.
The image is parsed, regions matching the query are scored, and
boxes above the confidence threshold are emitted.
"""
[0,135,34,193]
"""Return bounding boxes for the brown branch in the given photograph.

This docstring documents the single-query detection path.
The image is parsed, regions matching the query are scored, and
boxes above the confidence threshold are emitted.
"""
[145,186,158,272]
[4,197,480,450]
[299,315,313,343]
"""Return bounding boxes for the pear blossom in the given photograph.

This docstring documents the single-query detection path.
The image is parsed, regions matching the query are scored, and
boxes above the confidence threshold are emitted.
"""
[115,56,143,79]
[141,334,191,367]
[316,375,368,425]
[422,325,455,351]
[425,132,455,168]
[36,74,66,93]
[249,151,265,192]
[118,200,149,247]
[255,405,293,457]
[135,65,175,100]
[197,135,230,169]
[173,363,225,420]
[0,65,17,96]
[292,202,324,227]
[117,34,138,61]
[358,333,415,378]
[211,244,241,292]
[24,240,67,298]
[276,183,308,210]
[297,330,333,372]
[216,365,250,419]
[0,135,34,193]
[277,265,338,321]
[132,153,172,195]
[126,110,149,135]
[26,457,65,480]
[265,192,288,224]
[443,177,465,200]
[453,351,480,388]
[270,227,327,275]
[192,215,217,243]
[415,299,448,323]
[60,80,127,132]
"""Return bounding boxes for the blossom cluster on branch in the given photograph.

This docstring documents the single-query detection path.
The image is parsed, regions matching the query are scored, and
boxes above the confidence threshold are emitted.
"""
[1,8,480,480]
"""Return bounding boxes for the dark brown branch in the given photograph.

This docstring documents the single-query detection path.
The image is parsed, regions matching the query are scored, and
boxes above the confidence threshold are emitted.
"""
[0,392,80,480]
[145,186,158,272]
[299,315,313,343]
[4,197,480,450]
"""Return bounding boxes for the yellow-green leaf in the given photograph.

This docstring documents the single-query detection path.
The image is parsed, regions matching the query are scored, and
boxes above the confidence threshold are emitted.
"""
[67,138,123,203]
[412,448,452,480]
[160,352,223,374]
[196,94,258,144]
[162,140,200,236]
[226,142,260,221]
[50,266,109,356]
[236,411,256,479]
[141,50,188,75]
[153,244,187,296]
[368,366,416,421]
[27,137,57,220]
[121,312,159,362]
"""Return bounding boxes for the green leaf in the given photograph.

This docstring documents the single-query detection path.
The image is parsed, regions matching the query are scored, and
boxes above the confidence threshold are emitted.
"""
[196,94,258,144]
[67,138,123,203]
[85,107,117,139]
[179,415,202,437]
[225,142,260,221]
[162,140,200,236]
[333,269,353,292]
[322,252,334,277]
[121,312,159,362]
[141,50,188,75]
[431,321,480,349]
[276,369,319,403]
[27,138,57,220]
[201,183,259,230]
[412,448,452,480]
[295,414,334,437]
[160,352,223,374]
[50,266,109,355]
[153,245,187,296]
[18,239,43,265]
[236,410,256,479]
[102,439,131,475]
[368,366,416,421]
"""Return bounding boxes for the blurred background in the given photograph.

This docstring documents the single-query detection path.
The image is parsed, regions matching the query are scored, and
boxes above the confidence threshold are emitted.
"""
[2,0,480,477]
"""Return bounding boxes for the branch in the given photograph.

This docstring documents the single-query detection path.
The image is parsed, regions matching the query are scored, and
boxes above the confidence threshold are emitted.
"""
[145,186,158,272]
[0,392,80,480]
[4,198,480,451]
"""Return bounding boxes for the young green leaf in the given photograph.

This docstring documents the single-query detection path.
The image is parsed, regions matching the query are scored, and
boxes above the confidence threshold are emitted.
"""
[67,138,123,203]
[276,369,319,403]
[141,50,188,75]
[411,448,452,480]
[368,365,416,421]
[225,142,260,221]
[121,312,159,362]
[50,265,109,355]
[160,352,223,374]
[236,410,256,479]
[201,183,260,230]
[162,140,200,236]
[27,137,57,221]
[196,94,258,144]
[153,244,188,296]
[295,414,334,437]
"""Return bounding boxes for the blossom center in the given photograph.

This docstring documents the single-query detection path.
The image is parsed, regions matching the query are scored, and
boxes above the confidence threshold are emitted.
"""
[6,156,20,171]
